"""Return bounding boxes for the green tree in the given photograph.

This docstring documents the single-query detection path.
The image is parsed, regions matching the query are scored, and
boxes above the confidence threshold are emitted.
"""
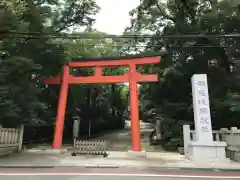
[124,0,240,150]
[0,0,99,128]
[59,30,128,139]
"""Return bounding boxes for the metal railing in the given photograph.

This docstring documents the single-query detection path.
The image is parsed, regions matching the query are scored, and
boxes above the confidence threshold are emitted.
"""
[72,139,108,157]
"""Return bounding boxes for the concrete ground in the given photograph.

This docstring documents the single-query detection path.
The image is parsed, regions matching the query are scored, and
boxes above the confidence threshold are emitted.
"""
[1,150,240,170]
[1,117,239,170]
[1,121,240,173]
[1,167,240,179]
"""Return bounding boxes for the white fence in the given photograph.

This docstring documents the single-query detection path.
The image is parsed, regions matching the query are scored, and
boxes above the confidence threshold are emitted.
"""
[189,126,240,146]
[0,125,24,153]
[183,125,240,161]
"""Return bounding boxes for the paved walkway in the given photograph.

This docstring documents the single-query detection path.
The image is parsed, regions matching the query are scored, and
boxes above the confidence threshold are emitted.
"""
[97,120,163,152]
[23,121,162,152]
[0,151,240,170]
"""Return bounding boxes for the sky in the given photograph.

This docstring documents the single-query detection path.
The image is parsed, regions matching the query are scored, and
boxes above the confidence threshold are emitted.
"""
[93,0,140,35]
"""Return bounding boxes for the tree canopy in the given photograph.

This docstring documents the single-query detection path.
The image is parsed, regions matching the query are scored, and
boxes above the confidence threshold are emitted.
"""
[1,0,240,149]
[123,0,240,149]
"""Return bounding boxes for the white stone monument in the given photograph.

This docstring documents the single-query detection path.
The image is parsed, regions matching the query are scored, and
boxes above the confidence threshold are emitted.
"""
[187,74,228,162]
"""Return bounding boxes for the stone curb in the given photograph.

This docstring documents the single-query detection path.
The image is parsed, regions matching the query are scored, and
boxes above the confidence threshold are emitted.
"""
[25,149,68,155]
[0,165,54,168]
[122,165,240,171]
[1,164,240,171]
[83,164,119,168]
[176,167,240,172]
[0,164,120,169]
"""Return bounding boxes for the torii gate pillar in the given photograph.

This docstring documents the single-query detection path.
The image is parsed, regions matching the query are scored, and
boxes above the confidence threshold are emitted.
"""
[52,64,69,149]
[129,64,141,151]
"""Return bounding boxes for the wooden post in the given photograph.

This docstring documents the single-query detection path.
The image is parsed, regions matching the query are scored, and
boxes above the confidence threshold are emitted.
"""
[183,125,191,155]
[73,119,80,139]
[88,121,91,137]
[156,118,161,139]
[18,125,24,152]
[0,125,2,144]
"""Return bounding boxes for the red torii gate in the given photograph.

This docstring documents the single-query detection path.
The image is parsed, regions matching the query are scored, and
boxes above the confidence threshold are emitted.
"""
[43,55,161,152]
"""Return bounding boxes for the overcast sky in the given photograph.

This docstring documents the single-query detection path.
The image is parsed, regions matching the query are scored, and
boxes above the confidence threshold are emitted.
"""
[93,0,140,35]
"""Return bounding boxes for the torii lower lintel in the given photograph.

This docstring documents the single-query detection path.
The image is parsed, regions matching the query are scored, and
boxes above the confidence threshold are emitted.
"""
[43,55,161,152]
[43,73,158,84]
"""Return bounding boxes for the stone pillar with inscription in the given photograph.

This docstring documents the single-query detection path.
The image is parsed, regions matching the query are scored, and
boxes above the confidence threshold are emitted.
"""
[192,74,213,143]
[186,74,228,162]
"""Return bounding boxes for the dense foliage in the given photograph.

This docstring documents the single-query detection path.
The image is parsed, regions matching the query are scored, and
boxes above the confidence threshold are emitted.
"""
[0,0,128,143]
[125,0,240,150]
[1,0,240,149]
